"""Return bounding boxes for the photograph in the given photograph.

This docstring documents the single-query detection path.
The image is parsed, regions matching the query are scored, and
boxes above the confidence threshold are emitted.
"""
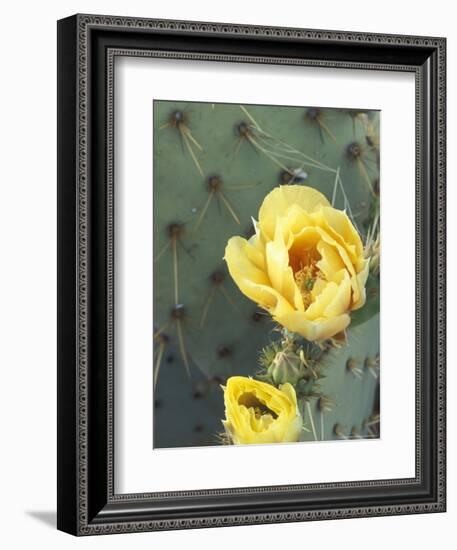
[152,100,381,448]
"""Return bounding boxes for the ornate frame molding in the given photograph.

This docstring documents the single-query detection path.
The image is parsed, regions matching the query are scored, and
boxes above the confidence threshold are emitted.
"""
[57,14,446,535]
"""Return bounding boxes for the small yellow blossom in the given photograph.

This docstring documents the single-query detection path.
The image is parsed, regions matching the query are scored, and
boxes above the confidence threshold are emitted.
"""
[222,376,302,445]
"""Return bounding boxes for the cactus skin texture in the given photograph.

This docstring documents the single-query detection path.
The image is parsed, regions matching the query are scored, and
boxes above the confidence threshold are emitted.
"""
[301,314,380,442]
[153,100,380,448]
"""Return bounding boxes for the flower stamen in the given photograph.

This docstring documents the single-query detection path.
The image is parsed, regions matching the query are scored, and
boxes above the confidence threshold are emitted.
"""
[238,392,278,419]
[294,261,321,309]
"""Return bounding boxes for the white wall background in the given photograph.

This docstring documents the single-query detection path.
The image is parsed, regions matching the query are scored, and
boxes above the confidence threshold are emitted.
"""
[0,0,454,548]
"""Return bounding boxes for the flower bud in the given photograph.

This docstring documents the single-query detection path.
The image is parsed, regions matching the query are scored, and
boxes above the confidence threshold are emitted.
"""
[267,348,308,386]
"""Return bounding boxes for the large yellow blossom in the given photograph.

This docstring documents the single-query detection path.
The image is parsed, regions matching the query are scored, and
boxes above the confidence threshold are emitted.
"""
[222,376,302,445]
[224,185,369,341]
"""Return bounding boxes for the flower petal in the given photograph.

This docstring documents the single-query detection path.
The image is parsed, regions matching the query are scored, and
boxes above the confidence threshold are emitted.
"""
[259,185,330,240]
[314,226,368,307]
[324,274,352,317]
[265,223,304,311]
[352,258,370,309]
[225,235,300,315]
[225,236,270,287]
[316,241,346,280]
[276,310,351,341]
[306,281,338,318]
[314,207,364,261]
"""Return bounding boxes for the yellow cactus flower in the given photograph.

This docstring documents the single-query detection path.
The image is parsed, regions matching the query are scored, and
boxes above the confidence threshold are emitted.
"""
[224,185,369,342]
[222,376,302,445]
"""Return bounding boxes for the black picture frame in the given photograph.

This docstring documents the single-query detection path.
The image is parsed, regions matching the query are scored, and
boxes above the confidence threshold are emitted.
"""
[57,13,446,535]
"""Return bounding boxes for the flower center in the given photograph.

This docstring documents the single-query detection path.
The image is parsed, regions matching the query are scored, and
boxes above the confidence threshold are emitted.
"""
[294,260,321,309]
[238,392,278,420]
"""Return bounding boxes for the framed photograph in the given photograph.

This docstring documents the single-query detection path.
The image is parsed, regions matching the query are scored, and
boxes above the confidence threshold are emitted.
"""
[57,14,446,535]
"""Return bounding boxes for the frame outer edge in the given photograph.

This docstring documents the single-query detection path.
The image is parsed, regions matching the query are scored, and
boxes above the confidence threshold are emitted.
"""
[436,36,446,512]
[62,13,446,535]
[57,14,79,536]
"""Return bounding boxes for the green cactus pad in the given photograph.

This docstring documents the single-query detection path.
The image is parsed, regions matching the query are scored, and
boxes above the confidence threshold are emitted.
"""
[153,99,380,448]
